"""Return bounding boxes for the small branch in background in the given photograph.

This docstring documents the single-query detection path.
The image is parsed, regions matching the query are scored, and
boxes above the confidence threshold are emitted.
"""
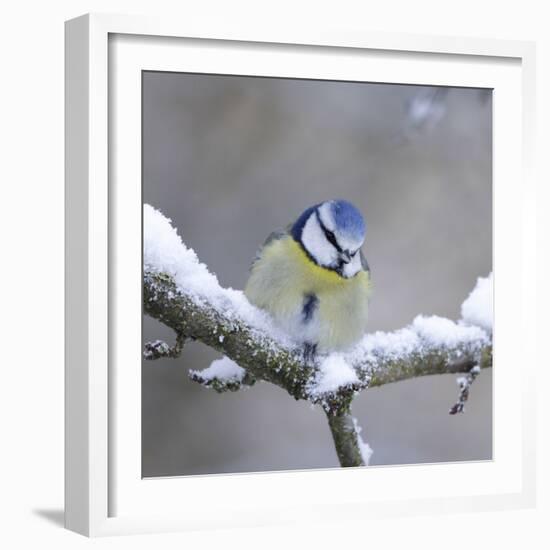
[143,332,186,360]
[449,365,481,415]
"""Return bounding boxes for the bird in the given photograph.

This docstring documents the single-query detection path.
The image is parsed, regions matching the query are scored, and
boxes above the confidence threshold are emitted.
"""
[244,199,371,358]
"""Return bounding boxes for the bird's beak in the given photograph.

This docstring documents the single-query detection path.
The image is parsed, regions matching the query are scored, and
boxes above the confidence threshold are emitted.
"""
[340,251,352,264]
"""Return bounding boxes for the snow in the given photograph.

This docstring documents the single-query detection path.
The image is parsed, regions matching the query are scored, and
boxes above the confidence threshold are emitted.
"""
[308,354,360,396]
[342,274,492,371]
[349,325,420,363]
[353,417,373,466]
[412,315,489,348]
[144,204,292,347]
[190,356,245,383]
[345,313,490,376]
[461,273,493,332]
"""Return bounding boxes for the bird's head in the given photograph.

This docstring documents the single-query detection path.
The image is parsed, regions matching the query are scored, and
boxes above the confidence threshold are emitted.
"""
[291,199,366,278]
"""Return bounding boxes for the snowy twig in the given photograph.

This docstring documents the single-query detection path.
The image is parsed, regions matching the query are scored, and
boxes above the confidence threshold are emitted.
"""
[188,370,256,392]
[449,365,481,415]
[189,357,257,393]
[143,332,186,360]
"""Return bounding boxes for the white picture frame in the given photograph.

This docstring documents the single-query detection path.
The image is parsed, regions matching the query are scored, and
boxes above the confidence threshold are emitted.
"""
[65,13,537,537]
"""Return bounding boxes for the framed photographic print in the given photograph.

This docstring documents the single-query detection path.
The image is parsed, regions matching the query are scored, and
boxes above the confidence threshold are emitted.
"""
[65,13,536,536]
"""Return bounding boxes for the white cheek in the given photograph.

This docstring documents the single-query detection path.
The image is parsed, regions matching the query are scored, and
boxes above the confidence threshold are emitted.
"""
[301,214,338,267]
[342,253,362,278]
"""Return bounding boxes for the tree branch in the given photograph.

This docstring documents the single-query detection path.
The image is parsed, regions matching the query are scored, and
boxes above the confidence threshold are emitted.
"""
[326,411,365,467]
[144,270,315,402]
[189,363,257,393]
[142,204,493,468]
[143,332,186,360]
[144,270,492,408]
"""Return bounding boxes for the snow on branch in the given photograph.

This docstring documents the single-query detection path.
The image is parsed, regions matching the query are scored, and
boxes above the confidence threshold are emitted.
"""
[143,204,493,467]
[189,357,257,392]
[143,204,493,412]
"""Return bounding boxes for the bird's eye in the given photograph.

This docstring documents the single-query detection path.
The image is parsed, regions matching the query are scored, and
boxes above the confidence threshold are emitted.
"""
[323,228,341,251]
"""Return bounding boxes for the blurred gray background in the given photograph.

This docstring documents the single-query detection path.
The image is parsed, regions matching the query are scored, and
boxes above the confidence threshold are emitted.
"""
[142,72,492,477]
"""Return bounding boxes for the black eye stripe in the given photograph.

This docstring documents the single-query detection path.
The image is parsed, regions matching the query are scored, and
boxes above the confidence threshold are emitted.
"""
[315,210,343,252]
[324,228,341,251]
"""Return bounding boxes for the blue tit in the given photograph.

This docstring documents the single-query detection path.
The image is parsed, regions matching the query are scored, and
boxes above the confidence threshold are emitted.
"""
[245,199,371,356]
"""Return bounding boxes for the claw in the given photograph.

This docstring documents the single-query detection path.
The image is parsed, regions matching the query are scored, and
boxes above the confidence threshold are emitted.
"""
[303,343,317,364]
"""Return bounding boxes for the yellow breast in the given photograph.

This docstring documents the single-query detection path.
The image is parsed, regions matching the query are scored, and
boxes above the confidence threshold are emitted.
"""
[245,236,371,352]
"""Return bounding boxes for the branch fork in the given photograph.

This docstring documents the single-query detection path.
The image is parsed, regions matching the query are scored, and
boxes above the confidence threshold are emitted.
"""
[144,269,491,467]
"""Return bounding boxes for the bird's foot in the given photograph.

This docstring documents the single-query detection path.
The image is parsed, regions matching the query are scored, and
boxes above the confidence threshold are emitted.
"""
[302,343,318,365]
